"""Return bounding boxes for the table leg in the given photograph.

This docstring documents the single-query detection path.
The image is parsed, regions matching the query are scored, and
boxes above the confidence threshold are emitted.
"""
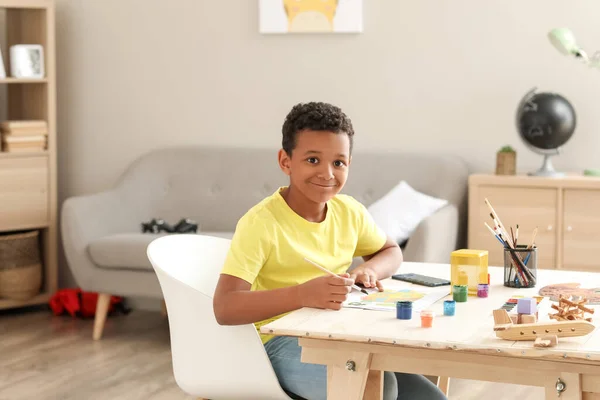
[364,370,384,400]
[545,373,581,400]
[437,376,450,396]
[326,352,375,400]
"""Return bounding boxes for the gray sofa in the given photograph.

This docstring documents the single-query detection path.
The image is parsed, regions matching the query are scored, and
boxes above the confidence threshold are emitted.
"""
[61,146,469,339]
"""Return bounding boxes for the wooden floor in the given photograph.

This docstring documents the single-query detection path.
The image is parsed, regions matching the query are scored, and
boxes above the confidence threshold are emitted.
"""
[0,307,545,400]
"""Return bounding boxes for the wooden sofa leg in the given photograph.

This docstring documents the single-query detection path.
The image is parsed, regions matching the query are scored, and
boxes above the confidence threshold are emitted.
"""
[437,376,450,396]
[93,293,111,340]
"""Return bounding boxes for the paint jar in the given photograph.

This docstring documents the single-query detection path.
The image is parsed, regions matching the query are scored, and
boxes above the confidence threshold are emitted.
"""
[421,310,435,328]
[453,285,468,302]
[396,301,412,320]
[443,300,456,316]
[477,284,489,298]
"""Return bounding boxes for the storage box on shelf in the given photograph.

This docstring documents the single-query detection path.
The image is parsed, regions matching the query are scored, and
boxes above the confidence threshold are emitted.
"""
[0,0,57,310]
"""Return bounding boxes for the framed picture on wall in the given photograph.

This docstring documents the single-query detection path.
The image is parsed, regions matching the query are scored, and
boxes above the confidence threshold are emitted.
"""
[259,0,363,34]
[10,44,45,79]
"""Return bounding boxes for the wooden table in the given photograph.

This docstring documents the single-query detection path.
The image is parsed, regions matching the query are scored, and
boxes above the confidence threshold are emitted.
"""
[262,262,600,399]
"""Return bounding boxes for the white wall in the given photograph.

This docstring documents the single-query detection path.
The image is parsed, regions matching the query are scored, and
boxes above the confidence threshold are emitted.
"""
[54,0,600,289]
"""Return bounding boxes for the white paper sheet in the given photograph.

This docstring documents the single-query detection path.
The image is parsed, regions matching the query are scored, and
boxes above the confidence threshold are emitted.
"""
[343,286,451,313]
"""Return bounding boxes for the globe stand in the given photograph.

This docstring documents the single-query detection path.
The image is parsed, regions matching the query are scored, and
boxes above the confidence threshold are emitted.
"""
[529,153,565,177]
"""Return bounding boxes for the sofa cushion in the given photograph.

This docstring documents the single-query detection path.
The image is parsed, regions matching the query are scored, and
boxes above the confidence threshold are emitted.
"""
[88,232,234,271]
[366,180,448,244]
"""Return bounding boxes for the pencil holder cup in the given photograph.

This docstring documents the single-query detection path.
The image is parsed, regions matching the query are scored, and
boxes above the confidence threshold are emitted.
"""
[503,246,537,288]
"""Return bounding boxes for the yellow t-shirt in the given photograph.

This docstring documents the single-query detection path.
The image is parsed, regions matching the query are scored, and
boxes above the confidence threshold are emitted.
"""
[220,187,387,343]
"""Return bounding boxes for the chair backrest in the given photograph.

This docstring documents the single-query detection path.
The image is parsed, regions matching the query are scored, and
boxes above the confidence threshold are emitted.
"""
[147,234,291,400]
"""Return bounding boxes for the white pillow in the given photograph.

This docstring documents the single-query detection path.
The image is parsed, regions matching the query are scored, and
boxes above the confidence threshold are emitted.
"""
[366,181,448,243]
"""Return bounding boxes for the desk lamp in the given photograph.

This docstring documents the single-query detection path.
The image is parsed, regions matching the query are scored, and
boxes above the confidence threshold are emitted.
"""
[548,28,600,177]
[548,28,600,69]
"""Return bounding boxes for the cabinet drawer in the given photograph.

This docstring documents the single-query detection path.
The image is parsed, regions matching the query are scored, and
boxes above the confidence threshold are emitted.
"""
[563,189,600,271]
[469,185,557,269]
[0,157,48,230]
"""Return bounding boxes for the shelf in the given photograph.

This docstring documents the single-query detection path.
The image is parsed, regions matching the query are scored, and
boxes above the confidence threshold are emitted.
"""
[0,151,48,159]
[0,78,48,84]
[0,0,52,10]
[0,292,50,310]
[0,223,50,234]
[0,0,58,313]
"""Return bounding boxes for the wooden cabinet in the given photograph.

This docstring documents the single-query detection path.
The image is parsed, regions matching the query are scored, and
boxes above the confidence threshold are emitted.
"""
[0,156,49,230]
[0,0,57,310]
[563,189,600,271]
[468,174,600,271]
[470,184,557,269]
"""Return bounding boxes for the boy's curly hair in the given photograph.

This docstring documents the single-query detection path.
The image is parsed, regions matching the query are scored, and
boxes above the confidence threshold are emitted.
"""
[282,102,354,155]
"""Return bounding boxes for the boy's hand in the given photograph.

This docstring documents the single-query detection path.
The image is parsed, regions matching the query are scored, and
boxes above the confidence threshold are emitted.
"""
[350,265,384,292]
[297,273,354,310]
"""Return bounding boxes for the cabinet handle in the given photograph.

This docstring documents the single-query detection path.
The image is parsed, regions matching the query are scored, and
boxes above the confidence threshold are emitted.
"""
[547,225,553,231]
[567,226,573,232]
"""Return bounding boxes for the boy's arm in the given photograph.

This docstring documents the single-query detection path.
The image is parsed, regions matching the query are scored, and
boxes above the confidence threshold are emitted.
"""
[350,196,404,290]
[214,210,355,326]
[350,236,403,291]
[213,273,355,326]
[213,275,300,325]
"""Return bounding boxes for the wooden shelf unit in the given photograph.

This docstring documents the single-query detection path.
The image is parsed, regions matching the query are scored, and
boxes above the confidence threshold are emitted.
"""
[468,174,600,272]
[0,77,48,83]
[0,150,48,158]
[0,0,56,310]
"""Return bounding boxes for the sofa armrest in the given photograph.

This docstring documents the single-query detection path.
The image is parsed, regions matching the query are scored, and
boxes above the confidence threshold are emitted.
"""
[61,189,139,289]
[402,204,459,264]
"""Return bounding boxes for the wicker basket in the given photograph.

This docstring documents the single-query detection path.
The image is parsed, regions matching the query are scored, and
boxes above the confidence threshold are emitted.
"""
[0,230,42,300]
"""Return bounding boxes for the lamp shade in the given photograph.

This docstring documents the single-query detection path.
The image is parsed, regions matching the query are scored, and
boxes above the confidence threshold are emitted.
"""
[548,28,580,56]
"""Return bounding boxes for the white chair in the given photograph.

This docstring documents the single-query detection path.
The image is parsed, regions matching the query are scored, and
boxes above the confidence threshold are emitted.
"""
[146,234,293,400]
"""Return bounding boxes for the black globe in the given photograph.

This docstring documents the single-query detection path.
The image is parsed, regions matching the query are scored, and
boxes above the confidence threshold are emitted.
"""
[516,90,576,151]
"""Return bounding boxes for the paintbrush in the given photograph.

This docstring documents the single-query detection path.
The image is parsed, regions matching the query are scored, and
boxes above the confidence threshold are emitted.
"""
[485,198,533,284]
[485,198,514,248]
[528,227,538,249]
[304,257,370,295]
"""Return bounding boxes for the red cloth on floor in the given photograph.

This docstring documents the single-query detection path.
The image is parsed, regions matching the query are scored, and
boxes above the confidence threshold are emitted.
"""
[49,288,123,318]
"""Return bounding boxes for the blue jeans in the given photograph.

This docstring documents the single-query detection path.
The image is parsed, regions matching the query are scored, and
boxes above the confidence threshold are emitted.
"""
[264,336,448,400]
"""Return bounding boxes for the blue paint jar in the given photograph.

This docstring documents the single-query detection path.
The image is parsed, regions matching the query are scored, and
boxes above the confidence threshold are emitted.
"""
[396,301,412,320]
[443,300,456,316]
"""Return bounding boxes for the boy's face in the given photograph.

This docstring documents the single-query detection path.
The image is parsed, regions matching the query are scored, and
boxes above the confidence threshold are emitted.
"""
[279,129,351,204]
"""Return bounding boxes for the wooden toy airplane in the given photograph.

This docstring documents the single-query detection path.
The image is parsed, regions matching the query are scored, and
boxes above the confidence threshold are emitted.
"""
[493,309,595,341]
